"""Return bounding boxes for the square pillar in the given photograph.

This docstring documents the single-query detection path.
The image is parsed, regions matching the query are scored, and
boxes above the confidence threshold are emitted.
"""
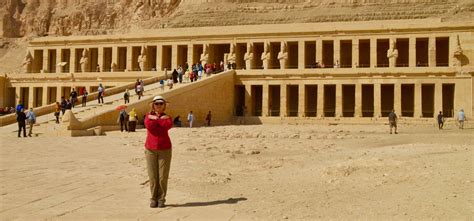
[15,87,21,105]
[172,44,178,70]
[298,40,305,69]
[434,82,443,115]
[244,84,252,117]
[355,84,362,117]
[56,85,62,102]
[335,84,342,117]
[187,43,194,70]
[409,37,417,67]
[42,86,48,106]
[42,49,48,73]
[126,45,132,71]
[374,83,381,118]
[111,46,118,72]
[262,83,269,117]
[352,38,359,68]
[28,87,34,108]
[449,34,456,67]
[370,38,377,68]
[394,83,402,116]
[280,84,287,117]
[317,84,324,117]
[428,36,436,67]
[156,44,163,71]
[334,39,340,66]
[316,39,323,64]
[414,83,422,118]
[98,47,104,72]
[56,48,62,73]
[298,83,305,117]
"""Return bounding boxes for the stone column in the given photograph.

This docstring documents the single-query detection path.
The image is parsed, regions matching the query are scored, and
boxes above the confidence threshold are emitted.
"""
[28,87,34,108]
[414,83,422,118]
[355,84,362,117]
[434,82,443,115]
[156,44,163,71]
[126,45,132,71]
[316,39,323,64]
[187,43,194,69]
[409,37,416,67]
[428,36,436,67]
[244,84,252,117]
[370,38,377,68]
[352,38,359,68]
[70,48,76,73]
[42,86,48,105]
[334,39,340,67]
[335,84,342,117]
[280,83,287,117]
[98,47,104,72]
[394,83,402,116]
[298,83,305,117]
[15,87,21,106]
[172,44,178,70]
[262,83,269,117]
[374,83,381,118]
[317,84,324,117]
[298,40,305,69]
[42,49,48,73]
[111,46,118,72]
[56,48,62,73]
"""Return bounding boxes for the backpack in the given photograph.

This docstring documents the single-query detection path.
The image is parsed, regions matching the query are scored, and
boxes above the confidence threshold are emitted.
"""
[120,111,128,120]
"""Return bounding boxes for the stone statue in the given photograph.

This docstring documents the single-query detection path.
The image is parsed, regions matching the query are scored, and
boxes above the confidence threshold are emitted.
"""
[453,35,463,67]
[244,43,254,70]
[227,43,236,68]
[138,46,147,71]
[22,52,32,73]
[200,44,209,67]
[261,42,270,69]
[277,41,288,69]
[79,49,89,73]
[386,39,398,68]
[111,62,116,72]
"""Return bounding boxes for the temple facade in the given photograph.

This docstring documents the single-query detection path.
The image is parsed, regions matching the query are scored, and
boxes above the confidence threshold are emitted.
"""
[2,19,473,119]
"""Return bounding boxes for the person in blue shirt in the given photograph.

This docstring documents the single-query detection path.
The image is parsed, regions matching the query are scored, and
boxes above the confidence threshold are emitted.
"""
[457,109,466,129]
[26,108,36,137]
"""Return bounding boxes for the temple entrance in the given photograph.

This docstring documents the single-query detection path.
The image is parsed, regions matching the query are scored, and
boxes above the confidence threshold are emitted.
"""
[193,45,203,65]
[33,87,43,107]
[416,38,429,67]
[442,84,455,117]
[61,87,72,99]
[60,49,70,73]
[33,50,43,73]
[48,49,56,73]
[359,39,370,68]
[342,85,355,117]
[47,87,57,104]
[162,45,172,70]
[234,85,245,116]
[269,85,280,116]
[209,44,230,64]
[377,39,389,67]
[305,41,316,68]
[396,38,409,67]
[305,85,317,117]
[340,40,352,68]
[132,46,141,71]
[251,85,263,116]
[148,46,157,71]
[236,43,246,69]
[269,42,280,69]
[324,85,336,117]
[287,85,299,116]
[89,48,98,72]
[20,87,29,108]
[381,84,394,117]
[322,40,334,68]
[177,45,188,68]
[118,47,127,72]
[362,84,374,117]
[287,42,298,69]
[436,37,449,67]
[401,84,414,117]
[253,43,264,69]
[103,48,112,72]
[421,84,435,118]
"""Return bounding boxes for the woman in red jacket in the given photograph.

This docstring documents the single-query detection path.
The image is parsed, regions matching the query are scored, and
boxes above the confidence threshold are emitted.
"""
[144,95,173,208]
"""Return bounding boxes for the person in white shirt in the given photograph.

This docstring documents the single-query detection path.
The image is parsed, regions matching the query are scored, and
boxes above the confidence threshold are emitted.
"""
[187,111,194,128]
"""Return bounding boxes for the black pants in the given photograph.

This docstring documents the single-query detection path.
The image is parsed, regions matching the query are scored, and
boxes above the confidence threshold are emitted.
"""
[438,121,444,129]
[120,119,128,132]
[82,97,87,107]
[98,92,104,103]
[18,122,26,137]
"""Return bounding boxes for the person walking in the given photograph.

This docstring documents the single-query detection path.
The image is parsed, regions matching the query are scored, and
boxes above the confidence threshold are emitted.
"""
[54,102,61,124]
[98,84,105,104]
[118,109,129,132]
[437,111,444,129]
[388,109,398,134]
[187,111,194,128]
[60,97,67,115]
[457,109,466,129]
[124,89,130,104]
[128,108,138,132]
[82,88,88,107]
[144,95,173,208]
[205,111,212,126]
[136,84,143,100]
[70,88,78,108]
[26,108,36,137]
[16,108,27,137]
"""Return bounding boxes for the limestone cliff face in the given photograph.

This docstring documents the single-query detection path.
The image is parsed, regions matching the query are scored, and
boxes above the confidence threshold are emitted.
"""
[2,0,473,38]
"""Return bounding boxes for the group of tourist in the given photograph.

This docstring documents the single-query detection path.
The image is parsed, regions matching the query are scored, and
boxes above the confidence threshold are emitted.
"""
[117,108,139,132]
[0,106,17,115]
[14,102,36,137]
[134,79,145,100]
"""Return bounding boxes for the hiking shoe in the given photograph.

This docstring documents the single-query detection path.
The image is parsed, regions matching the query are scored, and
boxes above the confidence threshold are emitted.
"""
[158,202,166,208]
[150,200,158,208]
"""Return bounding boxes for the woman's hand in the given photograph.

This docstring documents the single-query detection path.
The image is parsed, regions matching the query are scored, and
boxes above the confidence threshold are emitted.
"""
[160,115,170,119]
[148,114,159,120]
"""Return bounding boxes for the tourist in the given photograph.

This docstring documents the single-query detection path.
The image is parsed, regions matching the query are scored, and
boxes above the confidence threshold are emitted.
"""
[189,71,195,82]
[206,111,212,126]
[128,108,138,132]
[66,99,72,110]
[177,66,183,83]
[437,111,444,129]
[140,79,145,93]
[124,89,130,104]
[172,68,178,83]
[54,102,61,124]
[134,79,140,94]
[457,109,466,129]
[173,115,182,127]
[82,88,88,107]
[187,111,194,128]
[98,84,104,104]
[118,109,129,132]
[26,108,36,137]
[60,97,67,115]
[159,79,165,92]
[167,78,173,90]
[96,64,100,72]
[70,88,78,108]
[144,95,173,208]
[388,109,398,134]
[16,108,27,137]
[16,102,24,113]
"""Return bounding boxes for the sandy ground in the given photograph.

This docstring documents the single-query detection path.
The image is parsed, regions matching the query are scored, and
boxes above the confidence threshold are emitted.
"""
[0,122,473,220]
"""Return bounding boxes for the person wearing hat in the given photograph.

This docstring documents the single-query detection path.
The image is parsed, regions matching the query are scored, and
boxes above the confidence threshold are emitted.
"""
[144,95,173,208]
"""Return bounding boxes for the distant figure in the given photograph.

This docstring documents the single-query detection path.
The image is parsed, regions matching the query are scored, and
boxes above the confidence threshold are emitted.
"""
[124,89,130,104]
[167,78,174,90]
[70,88,78,108]
[54,102,61,124]
[16,102,24,114]
[129,108,138,132]
[388,109,398,134]
[98,84,104,104]
[437,111,444,129]
[60,97,67,115]
[96,64,100,72]
[16,108,27,137]
[26,108,36,137]
[118,109,129,132]
[173,115,182,127]
[205,111,212,126]
[457,109,466,129]
[187,111,194,128]
[82,88,88,107]
[159,79,165,92]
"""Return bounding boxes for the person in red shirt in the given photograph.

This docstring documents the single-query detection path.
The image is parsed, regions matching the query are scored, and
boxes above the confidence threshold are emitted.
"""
[144,95,173,208]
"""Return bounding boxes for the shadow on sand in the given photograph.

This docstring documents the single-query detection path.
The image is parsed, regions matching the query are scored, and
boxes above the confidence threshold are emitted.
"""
[167,197,247,208]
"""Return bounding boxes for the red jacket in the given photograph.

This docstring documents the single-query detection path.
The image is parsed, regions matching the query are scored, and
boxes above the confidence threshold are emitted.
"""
[144,113,173,150]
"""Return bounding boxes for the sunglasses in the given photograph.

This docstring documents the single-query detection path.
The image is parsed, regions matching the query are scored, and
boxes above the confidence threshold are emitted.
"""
[153,102,165,106]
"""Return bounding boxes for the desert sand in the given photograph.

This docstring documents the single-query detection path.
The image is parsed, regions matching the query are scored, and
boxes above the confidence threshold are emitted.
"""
[0,122,473,220]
